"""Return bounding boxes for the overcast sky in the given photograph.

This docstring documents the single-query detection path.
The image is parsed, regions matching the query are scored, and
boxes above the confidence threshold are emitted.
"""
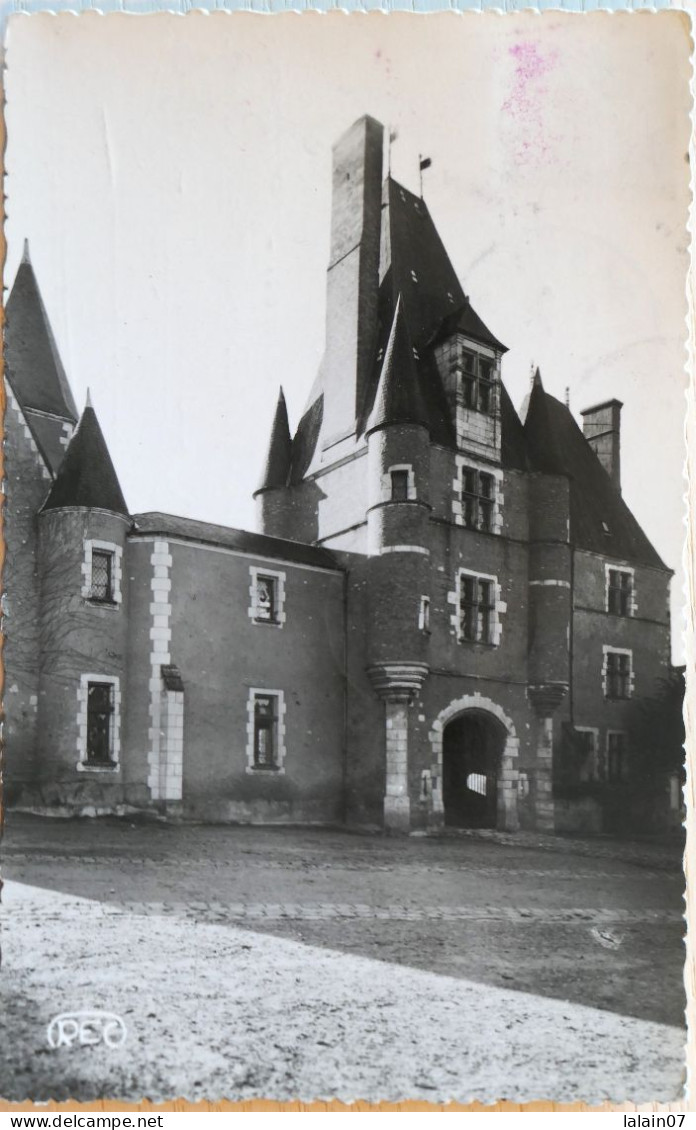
[5,11,691,657]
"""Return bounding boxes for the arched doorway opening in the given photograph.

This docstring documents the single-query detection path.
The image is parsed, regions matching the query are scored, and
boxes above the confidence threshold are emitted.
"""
[442,710,507,828]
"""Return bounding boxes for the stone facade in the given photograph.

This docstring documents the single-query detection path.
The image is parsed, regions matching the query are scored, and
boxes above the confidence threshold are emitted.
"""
[4,116,677,835]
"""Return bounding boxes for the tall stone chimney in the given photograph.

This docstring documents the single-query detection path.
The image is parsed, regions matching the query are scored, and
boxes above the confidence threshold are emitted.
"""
[580,398,623,491]
[321,116,384,451]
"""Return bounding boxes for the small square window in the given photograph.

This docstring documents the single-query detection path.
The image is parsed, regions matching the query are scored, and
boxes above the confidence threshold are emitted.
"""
[90,550,114,603]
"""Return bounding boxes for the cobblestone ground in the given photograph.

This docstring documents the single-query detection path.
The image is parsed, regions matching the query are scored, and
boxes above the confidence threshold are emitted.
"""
[0,815,687,1105]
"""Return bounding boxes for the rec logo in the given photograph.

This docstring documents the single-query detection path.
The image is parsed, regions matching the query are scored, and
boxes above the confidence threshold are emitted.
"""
[47,1011,127,1049]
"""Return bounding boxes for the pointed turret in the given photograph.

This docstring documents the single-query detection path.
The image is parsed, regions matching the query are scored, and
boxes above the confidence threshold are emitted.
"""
[519,366,543,425]
[6,246,78,421]
[41,399,128,515]
[366,297,429,436]
[255,388,292,495]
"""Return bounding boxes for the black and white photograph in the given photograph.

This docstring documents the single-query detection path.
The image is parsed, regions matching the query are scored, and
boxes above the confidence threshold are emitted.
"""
[0,11,691,1105]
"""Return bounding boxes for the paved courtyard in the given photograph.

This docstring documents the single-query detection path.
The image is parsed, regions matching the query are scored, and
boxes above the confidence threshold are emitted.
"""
[0,815,687,1105]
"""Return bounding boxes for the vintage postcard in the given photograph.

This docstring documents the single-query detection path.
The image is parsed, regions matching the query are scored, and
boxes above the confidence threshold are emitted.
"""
[0,10,691,1106]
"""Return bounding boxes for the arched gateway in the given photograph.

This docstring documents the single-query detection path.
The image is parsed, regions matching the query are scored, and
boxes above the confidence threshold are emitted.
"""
[428,695,520,831]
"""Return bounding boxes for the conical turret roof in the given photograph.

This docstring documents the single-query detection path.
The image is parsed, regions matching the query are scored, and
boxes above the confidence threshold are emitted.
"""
[41,398,129,515]
[6,245,78,422]
[366,296,429,435]
[255,387,292,493]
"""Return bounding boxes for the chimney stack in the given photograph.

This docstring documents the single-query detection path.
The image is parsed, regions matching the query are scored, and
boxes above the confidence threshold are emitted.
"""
[580,398,623,491]
[321,116,384,451]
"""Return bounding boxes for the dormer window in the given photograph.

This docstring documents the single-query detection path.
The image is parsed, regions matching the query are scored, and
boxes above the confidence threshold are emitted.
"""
[459,351,494,415]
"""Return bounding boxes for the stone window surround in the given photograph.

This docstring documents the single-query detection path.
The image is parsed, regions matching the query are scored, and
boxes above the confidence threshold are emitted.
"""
[75,673,121,773]
[381,463,417,503]
[249,566,287,628]
[246,687,287,775]
[427,694,520,830]
[452,456,504,534]
[448,567,505,646]
[81,539,123,606]
[604,563,637,616]
[602,646,635,700]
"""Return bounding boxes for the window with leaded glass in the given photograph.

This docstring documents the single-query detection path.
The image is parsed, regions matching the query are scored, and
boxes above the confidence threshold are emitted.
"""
[90,550,114,603]
[607,569,633,616]
[461,467,494,532]
[605,651,632,699]
[459,574,495,644]
[86,681,115,765]
[253,693,280,769]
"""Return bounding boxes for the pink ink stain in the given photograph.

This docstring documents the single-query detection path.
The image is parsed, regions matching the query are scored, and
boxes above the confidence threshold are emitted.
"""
[502,40,559,168]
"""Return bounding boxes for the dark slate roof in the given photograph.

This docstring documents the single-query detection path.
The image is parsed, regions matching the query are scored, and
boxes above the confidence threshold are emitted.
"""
[5,246,78,422]
[131,512,342,571]
[289,393,323,485]
[366,296,429,434]
[256,387,292,493]
[428,299,507,354]
[23,410,72,475]
[379,179,506,354]
[524,379,668,570]
[499,382,528,472]
[41,403,129,515]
